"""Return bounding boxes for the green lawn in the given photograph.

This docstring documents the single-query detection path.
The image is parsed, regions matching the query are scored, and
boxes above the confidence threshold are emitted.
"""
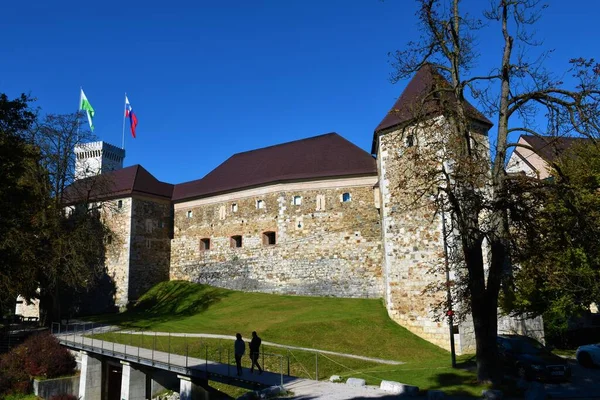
[88,280,487,396]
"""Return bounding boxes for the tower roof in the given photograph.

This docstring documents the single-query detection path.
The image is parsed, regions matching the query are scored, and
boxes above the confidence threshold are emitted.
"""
[64,164,173,204]
[371,64,493,154]
[172,132,377,202]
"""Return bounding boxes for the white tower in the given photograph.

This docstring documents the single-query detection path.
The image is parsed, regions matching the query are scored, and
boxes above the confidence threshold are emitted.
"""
[74,141,125,180]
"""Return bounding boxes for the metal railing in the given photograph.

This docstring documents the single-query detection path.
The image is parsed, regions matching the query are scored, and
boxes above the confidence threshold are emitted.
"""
[52,322,287,385]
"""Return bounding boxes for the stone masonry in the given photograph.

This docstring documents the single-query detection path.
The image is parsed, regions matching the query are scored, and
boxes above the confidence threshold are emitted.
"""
[170,181,383,298]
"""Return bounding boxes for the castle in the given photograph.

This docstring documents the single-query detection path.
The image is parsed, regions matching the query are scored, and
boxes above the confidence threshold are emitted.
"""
[61,66,543,354]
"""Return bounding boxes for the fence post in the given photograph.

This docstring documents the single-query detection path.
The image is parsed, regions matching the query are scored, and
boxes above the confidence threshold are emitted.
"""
[137,332,140,362]
[168,332,171,368]
[91,324,94,349]
[262,346,265,370]
[185,334,188,369]
[152,332,156,365]
[280,356,283,386]
[227,348,230,376]
[316,352,319,381]
[287,352,290,376]
[205,345,208,372]
[124,330,128,359]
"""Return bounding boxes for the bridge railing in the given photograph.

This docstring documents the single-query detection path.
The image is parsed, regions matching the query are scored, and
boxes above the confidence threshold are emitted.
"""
[51,322,287,385]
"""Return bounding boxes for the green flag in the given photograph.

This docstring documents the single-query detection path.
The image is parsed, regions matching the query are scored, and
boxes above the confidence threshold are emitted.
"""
[79,89,95,131]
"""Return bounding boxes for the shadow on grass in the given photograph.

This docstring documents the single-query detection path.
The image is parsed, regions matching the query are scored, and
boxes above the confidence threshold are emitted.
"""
[90,281,231,328]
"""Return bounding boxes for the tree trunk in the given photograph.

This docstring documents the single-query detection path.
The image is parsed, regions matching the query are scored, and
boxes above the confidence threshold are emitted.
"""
[464,236,501,384]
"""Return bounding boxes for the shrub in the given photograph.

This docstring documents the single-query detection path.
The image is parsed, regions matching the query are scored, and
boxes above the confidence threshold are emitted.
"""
[0,331,76,396]
[0,345,31,395]
[49,394,78,400]
[18,331,76,379]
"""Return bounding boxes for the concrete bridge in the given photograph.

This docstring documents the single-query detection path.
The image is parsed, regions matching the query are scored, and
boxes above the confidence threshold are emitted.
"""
[53,324,291,400]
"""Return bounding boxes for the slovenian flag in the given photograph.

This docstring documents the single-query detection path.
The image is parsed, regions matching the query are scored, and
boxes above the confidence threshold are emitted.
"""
[125,96,138,138]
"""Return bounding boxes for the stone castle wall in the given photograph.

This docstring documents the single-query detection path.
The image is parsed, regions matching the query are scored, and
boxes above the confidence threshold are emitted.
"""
[128,196,172,302]
[170,179,384,298]
[102,198,133,308]
[377,123,453,351]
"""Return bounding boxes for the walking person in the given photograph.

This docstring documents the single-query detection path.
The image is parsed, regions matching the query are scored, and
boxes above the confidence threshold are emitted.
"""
[249,331,263,374]
[234,333,245,376]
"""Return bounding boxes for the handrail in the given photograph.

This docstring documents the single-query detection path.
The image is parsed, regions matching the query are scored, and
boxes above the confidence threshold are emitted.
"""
[52,322,287,386]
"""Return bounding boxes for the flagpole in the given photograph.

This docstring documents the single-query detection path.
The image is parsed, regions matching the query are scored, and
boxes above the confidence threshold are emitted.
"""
[122,93,127,149]
[77,87,82,141]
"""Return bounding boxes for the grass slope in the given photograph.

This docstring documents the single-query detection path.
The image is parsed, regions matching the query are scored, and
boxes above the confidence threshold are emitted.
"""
[91,281,484,395]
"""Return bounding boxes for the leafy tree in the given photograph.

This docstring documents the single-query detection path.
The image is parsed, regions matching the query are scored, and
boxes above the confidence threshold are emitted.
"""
[27,113,112,324]
[0,94,41,311]
[388,0,599,382]
[510,142,600,338]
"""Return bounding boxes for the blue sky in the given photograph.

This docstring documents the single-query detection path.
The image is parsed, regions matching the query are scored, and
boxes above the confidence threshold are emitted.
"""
[1,0,597,184]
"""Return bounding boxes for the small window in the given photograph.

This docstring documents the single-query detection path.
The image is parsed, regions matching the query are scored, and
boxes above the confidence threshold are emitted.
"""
[230,235,242,248]
[295,217,303,229]
[200,238,210,251]
[256,200,265,209]
[117,200,123,209]
[145,219,153,233]
[293,196,302,206]
[107,235,112,244]
[231,203,238,213]
[186,210,193,219]
[316,195,326,211]
[342,192,351,202]
[146,239,151,249]
[263,231,276,245]
[406,135,414,147]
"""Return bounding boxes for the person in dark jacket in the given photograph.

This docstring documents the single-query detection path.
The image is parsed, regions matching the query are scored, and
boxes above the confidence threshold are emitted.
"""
[234,333,245,376]
[249,331,263,374]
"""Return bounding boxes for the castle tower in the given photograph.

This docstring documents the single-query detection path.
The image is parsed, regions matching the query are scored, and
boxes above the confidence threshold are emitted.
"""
[74,141,125,180]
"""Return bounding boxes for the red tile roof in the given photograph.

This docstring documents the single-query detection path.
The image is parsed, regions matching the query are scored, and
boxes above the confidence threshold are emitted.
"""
[172,132,377,202]
[520,135,592,164]
[372,64,492,154]
[64,164,173,204]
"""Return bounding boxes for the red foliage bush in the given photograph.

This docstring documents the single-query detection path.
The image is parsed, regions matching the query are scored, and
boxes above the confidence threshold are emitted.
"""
[19,331,76,378]
[0,330,76,396]
[0,346,31,395]
[50,394,78,400]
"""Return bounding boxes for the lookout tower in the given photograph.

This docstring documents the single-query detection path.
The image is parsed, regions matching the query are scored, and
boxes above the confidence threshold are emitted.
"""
[74,141,125,180]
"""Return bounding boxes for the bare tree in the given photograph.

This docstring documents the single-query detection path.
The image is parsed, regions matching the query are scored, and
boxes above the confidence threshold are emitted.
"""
[387,0,600,382]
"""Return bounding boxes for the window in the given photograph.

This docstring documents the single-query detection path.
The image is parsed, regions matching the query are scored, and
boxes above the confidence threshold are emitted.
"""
[342,192,351,202]
[295,217,303,229]
[293,196,302,206]
[107,235,112,244]
[263,231,276,245]
[406,135,414,147]
[316,195,326,211]
[145,219,153,233]
[256,200,265,209]
[200,238,210,251]
[146,239,152,249]
[117,200,123,209]
[186,210,193,219]
[219,205,226,220]
[231,203,238,213]
[230,235,242,248]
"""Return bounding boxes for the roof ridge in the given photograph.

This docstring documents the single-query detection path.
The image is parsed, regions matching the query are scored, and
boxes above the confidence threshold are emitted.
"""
[231,132,339,157]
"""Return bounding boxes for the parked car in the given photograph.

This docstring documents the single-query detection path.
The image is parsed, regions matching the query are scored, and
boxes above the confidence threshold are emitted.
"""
[576,343,600,367]
[497,334,571,381]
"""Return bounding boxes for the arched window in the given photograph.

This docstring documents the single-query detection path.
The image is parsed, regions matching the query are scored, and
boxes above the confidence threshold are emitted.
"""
[342,192,351,202]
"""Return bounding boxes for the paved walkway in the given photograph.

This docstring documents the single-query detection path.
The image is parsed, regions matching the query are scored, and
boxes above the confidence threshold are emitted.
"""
[121,330,404,366]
